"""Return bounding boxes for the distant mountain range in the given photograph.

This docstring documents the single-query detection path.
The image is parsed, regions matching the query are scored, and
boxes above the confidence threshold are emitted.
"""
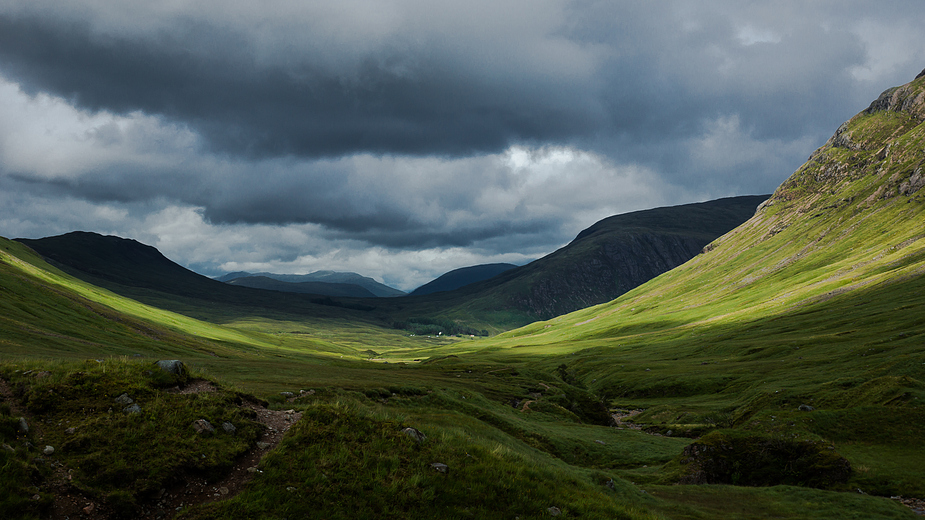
[217,271,405,298]
[15,194,768,330]
[409,263,518,296]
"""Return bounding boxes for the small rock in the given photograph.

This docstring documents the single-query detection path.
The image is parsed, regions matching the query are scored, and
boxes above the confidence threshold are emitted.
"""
[594,440,605,445]
[124,404,142,415]
[192,419,215,435]
[32,494,41,501]
[286,486,296,492]
[666,430,673,436]
[605,478,615,489]
[222,422,237,434]
[2,444,14,452]
[246,466,260,473]
[65,427,76,435]
[18,417,28,433]
[114,393,133,405]
[43,445,54,455]
[83,503,95,514]
[430,462,449,474]
[280,391,294,398]
[799,404,815,412]
[256,442,271,449]
[402,427,427,443]
[155,360,186,375]
[548,506,562,516]
[219,487,229,495]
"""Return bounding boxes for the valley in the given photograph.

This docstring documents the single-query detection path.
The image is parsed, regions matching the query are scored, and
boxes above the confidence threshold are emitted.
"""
[2,72,925,519]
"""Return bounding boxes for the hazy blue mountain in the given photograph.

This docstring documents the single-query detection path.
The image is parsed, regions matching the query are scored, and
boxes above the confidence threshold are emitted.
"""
[217,270,405,297]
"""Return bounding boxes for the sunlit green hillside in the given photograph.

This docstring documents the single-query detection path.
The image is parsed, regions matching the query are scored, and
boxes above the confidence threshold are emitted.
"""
[2,76,925,518]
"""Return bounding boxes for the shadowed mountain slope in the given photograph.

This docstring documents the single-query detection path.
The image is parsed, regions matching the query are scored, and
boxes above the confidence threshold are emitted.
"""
[435,195,769,321]
[410,263,518,296]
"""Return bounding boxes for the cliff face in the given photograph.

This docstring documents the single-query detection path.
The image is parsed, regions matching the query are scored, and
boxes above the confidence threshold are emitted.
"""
[758,70,925,223]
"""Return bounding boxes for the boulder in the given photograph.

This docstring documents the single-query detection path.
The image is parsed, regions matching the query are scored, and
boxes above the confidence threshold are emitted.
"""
[155,360,186,376]
[401,427,427,444]
[192,419,215,435]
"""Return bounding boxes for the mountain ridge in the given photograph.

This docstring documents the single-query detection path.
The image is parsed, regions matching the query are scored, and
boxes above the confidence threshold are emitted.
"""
[217,270,405,297]
[409,263,518,296]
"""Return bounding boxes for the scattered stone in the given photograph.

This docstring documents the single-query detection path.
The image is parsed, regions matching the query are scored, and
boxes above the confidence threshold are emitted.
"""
[666,430,673,437]
[799,404,815,412]
[219,487,229,495]
[114,393,133,405]
[192,419,215,435]
[246,466,260,473]
[605,478,615,489]
[548,506,562,516]
[2,444,14,452]
[18,417,28,433]
[83,503,95,514]
[31,494,41,501]
[65,427,76,435]
[286,486,296,492]
[430,462,449,474]
[402,427,427,444]
[594,440,606,445]
[155,360,186,376]
[256,442,271,449]
[124,404,142,415]
[222,422,237,434]
[280,391,294,398]
[43,445,54,455]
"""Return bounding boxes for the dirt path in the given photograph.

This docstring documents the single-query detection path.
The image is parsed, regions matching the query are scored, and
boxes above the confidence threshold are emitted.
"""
[0,376,302,520]
[138,382,303,519]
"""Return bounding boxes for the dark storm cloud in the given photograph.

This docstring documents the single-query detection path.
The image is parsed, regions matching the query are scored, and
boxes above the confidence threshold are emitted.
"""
[0,0,923,286]
[0,10,599,159]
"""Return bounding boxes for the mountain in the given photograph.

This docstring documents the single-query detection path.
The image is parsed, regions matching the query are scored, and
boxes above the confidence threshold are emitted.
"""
[224,275,376,297]
[437,195,769,321]
[409,263,518,296]
[4,71,925,519]
[14,231,381,321]
[489,70,925,500]
[14,195,771,333]
[218,270,405,297]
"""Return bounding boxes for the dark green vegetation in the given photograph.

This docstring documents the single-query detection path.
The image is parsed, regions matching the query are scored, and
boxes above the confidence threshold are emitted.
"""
[0,359,262,518]
[2,74,925,518]
[409,263,518,296]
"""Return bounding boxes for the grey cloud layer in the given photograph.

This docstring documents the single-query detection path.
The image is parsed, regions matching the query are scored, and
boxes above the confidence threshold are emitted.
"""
[0,0,923,285]
[2,1,915,164]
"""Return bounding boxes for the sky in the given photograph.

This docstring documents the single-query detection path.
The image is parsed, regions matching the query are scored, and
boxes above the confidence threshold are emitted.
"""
[0,1,923,291]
